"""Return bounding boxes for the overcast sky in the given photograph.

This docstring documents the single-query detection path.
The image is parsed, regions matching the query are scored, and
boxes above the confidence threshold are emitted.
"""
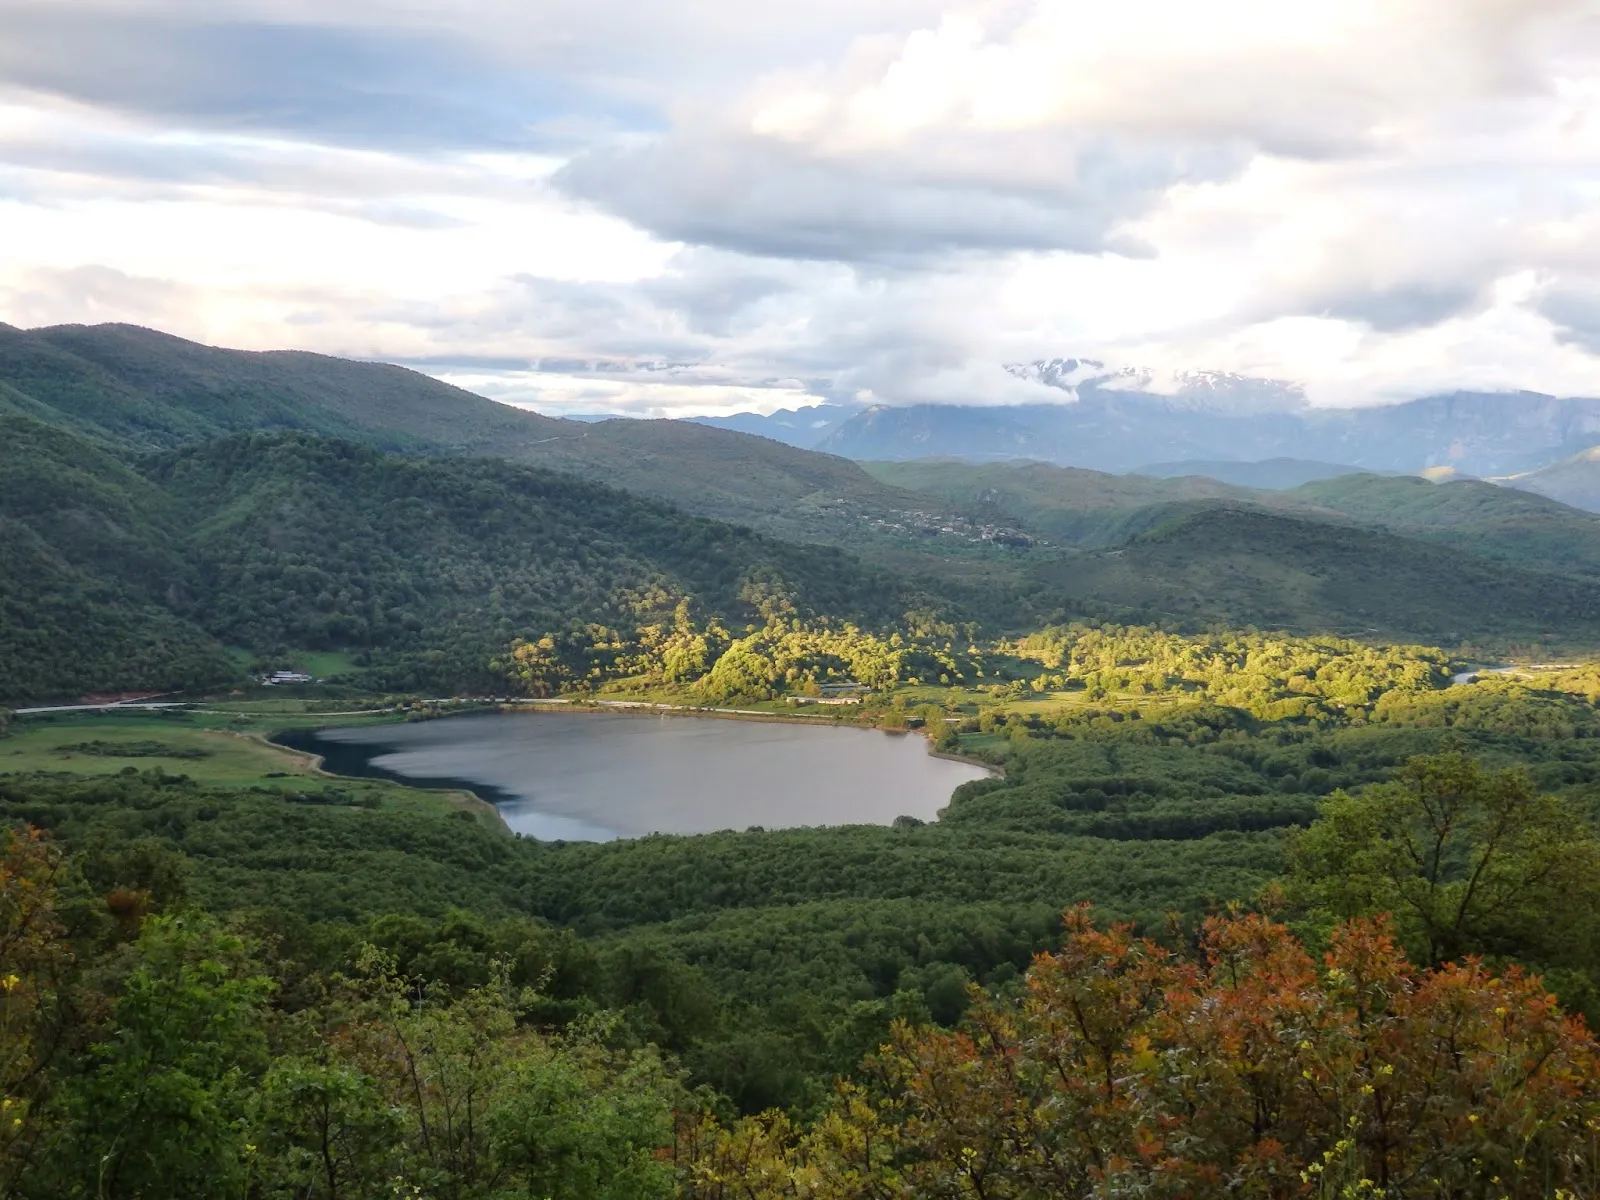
[1,0,1598,414]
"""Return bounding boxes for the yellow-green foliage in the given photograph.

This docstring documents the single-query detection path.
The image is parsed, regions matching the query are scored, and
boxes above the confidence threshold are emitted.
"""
[1368,667,1600,738]
[503,618,1458,713]
[1012,624,1450,717]
[501,608,995,702]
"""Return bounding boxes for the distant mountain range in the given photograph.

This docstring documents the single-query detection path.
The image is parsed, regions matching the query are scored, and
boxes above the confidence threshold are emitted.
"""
[692,360,1600,481]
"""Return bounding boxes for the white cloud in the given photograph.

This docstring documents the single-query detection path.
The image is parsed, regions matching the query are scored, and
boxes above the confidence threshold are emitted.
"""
[0,0,1598,411]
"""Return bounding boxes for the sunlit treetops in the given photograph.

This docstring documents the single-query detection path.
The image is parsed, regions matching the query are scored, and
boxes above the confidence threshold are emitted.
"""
[502,617,1456,716]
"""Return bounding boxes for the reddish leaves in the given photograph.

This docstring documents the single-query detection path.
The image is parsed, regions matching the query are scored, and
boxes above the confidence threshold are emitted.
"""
[686,906,1600,1199]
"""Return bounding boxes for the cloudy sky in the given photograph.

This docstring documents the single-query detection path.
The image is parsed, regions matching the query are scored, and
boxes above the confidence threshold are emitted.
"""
[1,0,1598,414]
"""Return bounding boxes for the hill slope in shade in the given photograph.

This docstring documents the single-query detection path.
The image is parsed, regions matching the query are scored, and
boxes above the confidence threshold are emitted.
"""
[0,417,926,702]
[11,414,1600,699]
[0,323,976,552]
[867,458,1600,583]
[1134,458,1372,489]
[509,418,977,549]
[1031,506,1600,644]
[1505,447,1600,514]
[1289,473,1600,577]
[862,459,1257,546]
[0,417,236,698]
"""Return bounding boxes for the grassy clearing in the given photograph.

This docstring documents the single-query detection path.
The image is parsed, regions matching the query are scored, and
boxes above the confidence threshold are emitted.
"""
[294,650,361,678]
[2,713,314,786]
[956,731,1010,755]
[220,647,359,679]
[0,709,489,822]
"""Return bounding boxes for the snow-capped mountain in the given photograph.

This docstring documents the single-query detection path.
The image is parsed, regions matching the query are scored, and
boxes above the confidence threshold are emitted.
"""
[1007,359,1307,414]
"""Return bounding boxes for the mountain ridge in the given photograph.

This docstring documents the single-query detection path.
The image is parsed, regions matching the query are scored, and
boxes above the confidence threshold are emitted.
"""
[814,390,1600,475]
[0,414,935,702]
[866,457,1600,581]
[11,321,1600,682]
[693,357,1600,477]
[1033,504,1600,644]
[0,323,987,554]
[1504,446,1600,513]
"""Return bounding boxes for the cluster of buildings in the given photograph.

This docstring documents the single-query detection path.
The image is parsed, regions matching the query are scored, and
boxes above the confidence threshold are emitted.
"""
[788,681,869,705]
[259,670,315,686]
[865,508,1035,547]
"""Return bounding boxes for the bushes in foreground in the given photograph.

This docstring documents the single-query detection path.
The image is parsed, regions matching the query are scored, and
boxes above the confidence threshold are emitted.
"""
[7,814,1599,1198]
[685,907,1600,1199]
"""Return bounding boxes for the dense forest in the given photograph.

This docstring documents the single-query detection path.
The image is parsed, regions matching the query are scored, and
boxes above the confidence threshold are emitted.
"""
[0,418,966,701]
[501,618,1453,718]
[867,457,1600,580]
[7,666,1600,1194]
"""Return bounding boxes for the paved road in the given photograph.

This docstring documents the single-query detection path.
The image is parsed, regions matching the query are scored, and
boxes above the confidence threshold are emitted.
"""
[11,701,192,716]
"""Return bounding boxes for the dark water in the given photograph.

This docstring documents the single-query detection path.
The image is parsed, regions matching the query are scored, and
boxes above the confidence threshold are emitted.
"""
[277,711,993,841]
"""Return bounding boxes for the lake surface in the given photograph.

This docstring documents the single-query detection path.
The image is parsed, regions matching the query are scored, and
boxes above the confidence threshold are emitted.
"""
[278,711,993,841]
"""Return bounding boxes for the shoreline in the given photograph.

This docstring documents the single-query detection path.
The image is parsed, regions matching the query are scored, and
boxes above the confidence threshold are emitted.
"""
[251,728,511,833]
[273,701,1002,839]
[927,746,1006,778]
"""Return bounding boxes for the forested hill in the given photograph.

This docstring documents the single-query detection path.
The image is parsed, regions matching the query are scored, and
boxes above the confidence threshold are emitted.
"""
[1034,505,1600,644]
[0,322,971,550]
[0,417,939,702]
[864,458,1258,546]
[872,455,1600,585]
[14,412,1600,701]
[15,322,1600,704]
[0,417,235,701]
[1285,471,1600,576]
[0,321,571,453]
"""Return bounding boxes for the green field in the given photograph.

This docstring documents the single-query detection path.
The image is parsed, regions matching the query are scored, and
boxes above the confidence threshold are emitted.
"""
[224,647,361,678]
[0,707,496,822]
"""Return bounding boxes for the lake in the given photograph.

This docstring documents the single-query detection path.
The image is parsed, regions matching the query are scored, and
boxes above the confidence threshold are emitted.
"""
[278,710,994,841]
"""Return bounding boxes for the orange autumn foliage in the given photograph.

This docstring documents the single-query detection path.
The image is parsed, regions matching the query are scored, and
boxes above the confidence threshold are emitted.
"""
[681,905,1600,1199]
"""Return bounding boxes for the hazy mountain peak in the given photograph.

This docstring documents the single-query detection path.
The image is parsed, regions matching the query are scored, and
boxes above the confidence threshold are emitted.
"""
[1007,359,1307,414]
[1005,358,1106,395]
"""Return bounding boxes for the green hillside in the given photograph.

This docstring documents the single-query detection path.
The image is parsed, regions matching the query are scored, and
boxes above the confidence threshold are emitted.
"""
[862,458,1255,545]
[1033,505,1600,644]
[10,323,1600,702]
[870,457,1600,585]
[0,322,571,453]
[0,418,235,698]
[1132,457,1372,488]
[0,323,977,555]
[516,418,980,550]
[0,418,931,701]
[1504,445,1600,514]
[11,413,1600,702]
[1291,472,1600,577]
